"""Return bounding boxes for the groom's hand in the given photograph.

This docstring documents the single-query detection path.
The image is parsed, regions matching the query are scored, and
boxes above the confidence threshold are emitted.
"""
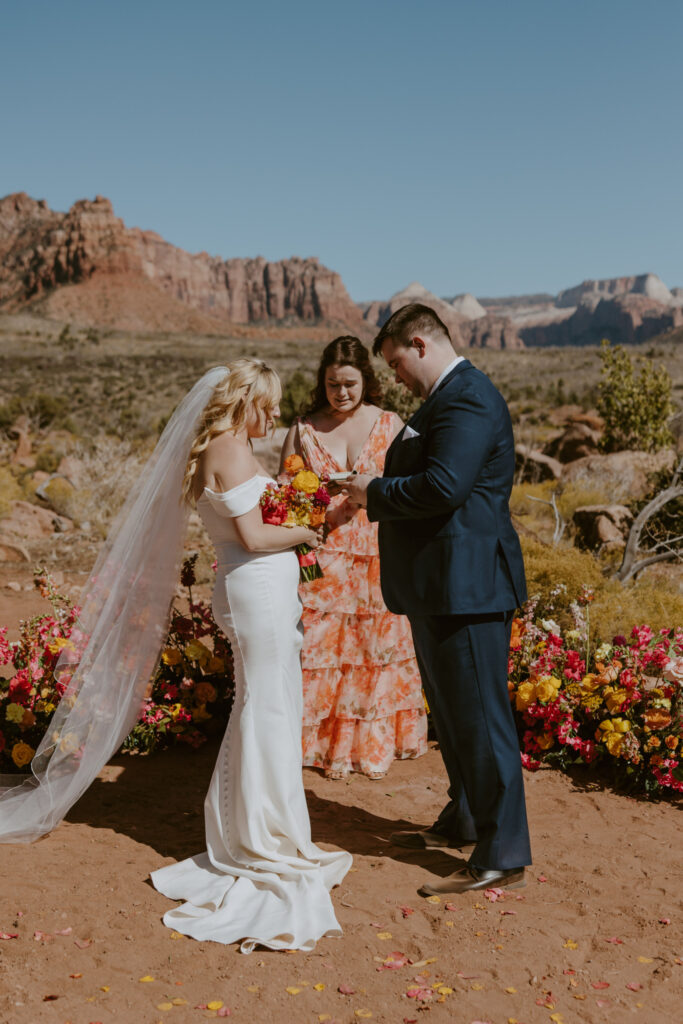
[341,473,374,507]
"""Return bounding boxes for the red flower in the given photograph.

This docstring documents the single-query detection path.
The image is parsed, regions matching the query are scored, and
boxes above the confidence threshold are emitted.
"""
[8,670,32,705]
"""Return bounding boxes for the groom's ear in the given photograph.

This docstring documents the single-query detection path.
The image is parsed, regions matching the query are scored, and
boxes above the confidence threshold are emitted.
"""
[411,336,427,358]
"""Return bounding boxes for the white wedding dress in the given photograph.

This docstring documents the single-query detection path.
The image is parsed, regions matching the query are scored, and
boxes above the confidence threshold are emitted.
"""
[150,475,352,952]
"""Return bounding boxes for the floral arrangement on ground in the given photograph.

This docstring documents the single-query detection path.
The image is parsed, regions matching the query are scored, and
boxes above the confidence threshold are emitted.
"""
[1,567,681,796]
[508,584,683,795]
[0,557,234,773]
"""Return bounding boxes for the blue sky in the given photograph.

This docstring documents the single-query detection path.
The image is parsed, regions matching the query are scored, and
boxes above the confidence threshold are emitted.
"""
[2,0,682,301]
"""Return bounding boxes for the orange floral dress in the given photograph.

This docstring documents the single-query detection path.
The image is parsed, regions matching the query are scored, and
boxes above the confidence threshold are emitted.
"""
[297,411,428,778]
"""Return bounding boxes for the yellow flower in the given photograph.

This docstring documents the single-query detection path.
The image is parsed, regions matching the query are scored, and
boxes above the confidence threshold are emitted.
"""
[192,703,211,722]
[291,470,320,494]
[11,741,35,768]
[515,682,536,710]
[604,687,628,713]
[535,676,561,703]
[207,656,225,674]
[47,637,75,654]
[169,703,184,720]
[537,732,554,750]
[605,731,624,756]
[580,673,600,694]
[184,640,211,667]
[59,732,80,754]
[6,702,26,723]
[162,647,183,666]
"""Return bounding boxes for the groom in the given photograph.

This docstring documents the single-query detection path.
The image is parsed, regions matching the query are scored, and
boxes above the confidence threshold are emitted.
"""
[343,303,532,894]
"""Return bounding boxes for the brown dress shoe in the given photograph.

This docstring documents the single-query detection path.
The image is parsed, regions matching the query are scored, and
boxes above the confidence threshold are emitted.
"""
[389,829,476,852]
[418,865,526,896]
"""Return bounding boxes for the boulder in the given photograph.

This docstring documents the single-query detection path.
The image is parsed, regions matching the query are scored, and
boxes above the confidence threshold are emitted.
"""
[57,455,86,486]
[515,444,563,482]
[0,500,73,540]
[0,541,30,563]
[562,449,676,502]
[545,422,601,463]
[573,505,634,551]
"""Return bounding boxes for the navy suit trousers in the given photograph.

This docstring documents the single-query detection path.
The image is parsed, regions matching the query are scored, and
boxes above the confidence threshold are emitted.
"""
[410,611,532,870]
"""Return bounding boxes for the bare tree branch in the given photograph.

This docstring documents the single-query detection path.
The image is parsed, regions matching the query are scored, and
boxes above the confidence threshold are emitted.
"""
[617,456,683,583]
[526,491,567,546]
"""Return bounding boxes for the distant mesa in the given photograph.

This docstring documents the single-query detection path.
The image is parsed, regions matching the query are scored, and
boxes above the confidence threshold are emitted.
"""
[362,282,525,350]
[556,273,674,309]
[0,192,363,333]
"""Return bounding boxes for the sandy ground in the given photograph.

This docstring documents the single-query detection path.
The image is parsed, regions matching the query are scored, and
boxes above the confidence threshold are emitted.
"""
[0,576,681,1024]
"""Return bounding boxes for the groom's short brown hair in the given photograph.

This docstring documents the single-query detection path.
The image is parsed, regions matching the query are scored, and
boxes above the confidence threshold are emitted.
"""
[372,303,451,356]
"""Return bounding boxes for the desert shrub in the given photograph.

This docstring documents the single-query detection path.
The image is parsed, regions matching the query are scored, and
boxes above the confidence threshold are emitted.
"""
[520,536,683,639]
[40,477,79,520]
[512,481,613,544]
[279,370,314,426]
[64,437,149,537]
[0,392,75,433]
[597,341,673,452]
[0,466,22,517]
[626,462,683,555]
[377,370,421,421]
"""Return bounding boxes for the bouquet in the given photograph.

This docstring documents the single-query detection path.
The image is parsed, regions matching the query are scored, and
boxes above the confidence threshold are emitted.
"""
[260,454,330,582]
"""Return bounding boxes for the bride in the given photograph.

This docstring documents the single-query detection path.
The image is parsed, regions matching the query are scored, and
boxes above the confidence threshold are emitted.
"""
[0,359,352,953]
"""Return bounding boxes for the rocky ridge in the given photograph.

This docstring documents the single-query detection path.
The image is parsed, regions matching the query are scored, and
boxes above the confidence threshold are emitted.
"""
[0,193,363,331]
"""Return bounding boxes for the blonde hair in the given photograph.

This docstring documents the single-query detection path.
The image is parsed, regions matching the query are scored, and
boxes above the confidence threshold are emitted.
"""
[182,358,281,504]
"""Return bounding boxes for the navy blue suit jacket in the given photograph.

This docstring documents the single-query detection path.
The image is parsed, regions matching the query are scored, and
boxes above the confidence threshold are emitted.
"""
[366,360,527,617]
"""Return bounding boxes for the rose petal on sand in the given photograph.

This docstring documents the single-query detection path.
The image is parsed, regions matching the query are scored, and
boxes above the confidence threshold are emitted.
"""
[338,984,356,995]
[638,956,654,963]
[69,973,83,979]
[54,927,73,936]
[157,1003,174,1011]
[285,988,301,995]
[207,1002,224,1011]
[596,999,611,1008]
[217,1009,231,1018]
[34,930,53,941]
[0,932,18,940]
[354,1011,373,1019]
[484,888,504,902]
[313,982,326,990]
[626,982,642,992]
[500,910,517,915]
[406,987,433,1001]
[563,939,578,949]
[425,896,441,904]
[591,981,610,989]
[400,906,415,918]
[75,938,93,949]
[563,969,576,975]
[537,874,548,882]
[376,932,392,940]
[605,937,623,944]
[444,903,458,912]
[659,918,671,925]
[139,975,155,983]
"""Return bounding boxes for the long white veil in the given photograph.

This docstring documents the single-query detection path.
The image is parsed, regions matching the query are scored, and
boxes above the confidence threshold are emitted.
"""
[0,366,229,843]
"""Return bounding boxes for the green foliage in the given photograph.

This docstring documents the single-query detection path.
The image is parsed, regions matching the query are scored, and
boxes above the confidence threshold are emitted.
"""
[597,340,673,453]
[278,370,314,426]
[0,392,74,433]
[377,370,421,421]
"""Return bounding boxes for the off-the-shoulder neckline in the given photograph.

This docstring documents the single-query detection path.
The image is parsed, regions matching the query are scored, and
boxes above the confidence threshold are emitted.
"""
[201,474,272,499]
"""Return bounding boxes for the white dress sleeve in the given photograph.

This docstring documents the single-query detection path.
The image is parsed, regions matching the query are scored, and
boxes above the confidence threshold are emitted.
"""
[203,476,265,518]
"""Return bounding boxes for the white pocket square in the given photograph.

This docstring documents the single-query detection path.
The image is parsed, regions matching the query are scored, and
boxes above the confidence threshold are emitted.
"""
[402,425,420,440]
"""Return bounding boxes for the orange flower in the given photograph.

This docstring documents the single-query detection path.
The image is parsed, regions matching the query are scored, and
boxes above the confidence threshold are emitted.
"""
[194,682,217,704]
[309,508,326,527]
[643,709,672,731]
[284,454,305,473]
[509,618,525,650]
[665,735,679,750]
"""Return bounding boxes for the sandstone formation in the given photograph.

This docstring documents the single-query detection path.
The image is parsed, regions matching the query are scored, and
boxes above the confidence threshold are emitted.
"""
[363,282,524,350]
[0,193,363,331]
[561,449,676,503]
[545,421,602,463]
[519,294,683,347]
[515,444,563,483]
[557,273,673,309]
[573,505,634,551]
[449,293,486,319]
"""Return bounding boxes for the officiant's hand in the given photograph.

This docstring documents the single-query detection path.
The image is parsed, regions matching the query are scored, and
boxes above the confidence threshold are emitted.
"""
[341,473,373,507]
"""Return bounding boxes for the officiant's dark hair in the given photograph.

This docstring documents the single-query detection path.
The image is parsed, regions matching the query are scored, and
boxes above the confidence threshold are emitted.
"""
[372,303,451,356]
[307,336,382,414]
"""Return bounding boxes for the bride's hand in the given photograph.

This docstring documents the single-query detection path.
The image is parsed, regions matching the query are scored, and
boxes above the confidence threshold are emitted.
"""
[302,527,323,549]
